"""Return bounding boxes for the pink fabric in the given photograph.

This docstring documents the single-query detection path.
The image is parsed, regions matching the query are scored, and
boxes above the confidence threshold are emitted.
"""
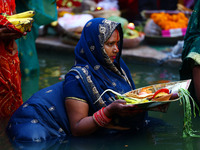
[162,28,187,37]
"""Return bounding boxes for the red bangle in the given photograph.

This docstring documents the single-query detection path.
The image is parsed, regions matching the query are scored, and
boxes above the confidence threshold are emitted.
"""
[101,107,111,121]
[93,107,112,127]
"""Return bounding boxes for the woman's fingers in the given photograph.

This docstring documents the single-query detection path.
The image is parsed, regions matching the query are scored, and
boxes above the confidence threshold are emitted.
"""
[0,27,22,40]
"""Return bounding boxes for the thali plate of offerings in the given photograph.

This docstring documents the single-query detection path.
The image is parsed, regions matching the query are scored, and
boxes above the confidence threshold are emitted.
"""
[96,79,191,110]
[118,79,191,109]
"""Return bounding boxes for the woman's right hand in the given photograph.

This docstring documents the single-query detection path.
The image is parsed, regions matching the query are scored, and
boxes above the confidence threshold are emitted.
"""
[104,99,145,118]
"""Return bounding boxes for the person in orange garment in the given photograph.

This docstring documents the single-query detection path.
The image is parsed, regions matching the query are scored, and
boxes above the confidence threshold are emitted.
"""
[0,0,25,118]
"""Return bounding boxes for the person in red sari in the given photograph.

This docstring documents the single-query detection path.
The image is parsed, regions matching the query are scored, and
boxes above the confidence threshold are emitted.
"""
[0,0,24,118]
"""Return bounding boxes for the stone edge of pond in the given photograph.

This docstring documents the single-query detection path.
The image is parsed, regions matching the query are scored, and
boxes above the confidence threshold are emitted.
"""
[36,36,182,68]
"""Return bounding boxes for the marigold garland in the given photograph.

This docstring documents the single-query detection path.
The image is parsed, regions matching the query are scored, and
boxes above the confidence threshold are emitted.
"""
[150,12,189,30]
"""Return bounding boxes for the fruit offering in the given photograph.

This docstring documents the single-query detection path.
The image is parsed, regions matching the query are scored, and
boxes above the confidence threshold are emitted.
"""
[123,28,140,39]
[120,87,177,105]
[4,10,35,33]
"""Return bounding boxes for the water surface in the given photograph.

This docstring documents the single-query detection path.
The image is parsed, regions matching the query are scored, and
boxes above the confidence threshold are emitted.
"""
[2,52,200,150]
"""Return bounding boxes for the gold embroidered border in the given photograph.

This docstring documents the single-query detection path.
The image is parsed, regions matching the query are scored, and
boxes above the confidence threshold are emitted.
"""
[65,97,87,103]
[187,52,200,65]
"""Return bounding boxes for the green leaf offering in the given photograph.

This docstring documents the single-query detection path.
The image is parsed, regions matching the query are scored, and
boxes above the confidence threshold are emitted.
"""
[116,95,150,104]
[179,88,200,138]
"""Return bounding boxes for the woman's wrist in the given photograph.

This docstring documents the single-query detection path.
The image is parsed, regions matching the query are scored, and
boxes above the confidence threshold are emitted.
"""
[93,107,112,127]
[103,105,113,118]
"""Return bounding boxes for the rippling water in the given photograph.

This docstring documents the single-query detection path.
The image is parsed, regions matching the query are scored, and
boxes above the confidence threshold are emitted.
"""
[1,52,200,150]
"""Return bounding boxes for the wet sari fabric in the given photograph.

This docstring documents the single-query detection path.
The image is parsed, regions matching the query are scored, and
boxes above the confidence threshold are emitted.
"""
[179,0,200,102]
[7,81,71,142]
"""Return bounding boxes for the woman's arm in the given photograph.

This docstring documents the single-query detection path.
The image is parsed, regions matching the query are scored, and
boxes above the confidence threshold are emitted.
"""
[65,99,100,136]
[66,99,144,136]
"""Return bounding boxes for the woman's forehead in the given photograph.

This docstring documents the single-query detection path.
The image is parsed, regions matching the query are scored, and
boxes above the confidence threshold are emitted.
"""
[105,29,120,43]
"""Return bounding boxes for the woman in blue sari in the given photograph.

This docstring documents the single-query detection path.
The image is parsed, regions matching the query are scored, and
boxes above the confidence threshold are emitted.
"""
[63,18,146,136]
[7,18,146,142]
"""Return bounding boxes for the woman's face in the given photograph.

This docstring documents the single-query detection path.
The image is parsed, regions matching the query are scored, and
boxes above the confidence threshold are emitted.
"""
[104,29,120,63]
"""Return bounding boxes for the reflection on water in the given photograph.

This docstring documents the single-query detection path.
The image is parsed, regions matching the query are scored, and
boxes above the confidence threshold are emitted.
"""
[127,62,179,89]
[7,117,200,150]
[21,52,180,101]
[2,52,200,150]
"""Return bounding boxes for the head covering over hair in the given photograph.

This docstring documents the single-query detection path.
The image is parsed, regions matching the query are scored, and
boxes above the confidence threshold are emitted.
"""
[64,18,135,111]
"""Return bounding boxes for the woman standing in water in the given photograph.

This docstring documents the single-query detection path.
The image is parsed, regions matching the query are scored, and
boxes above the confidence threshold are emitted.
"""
[63,18,145,136]
[7,18,166,142]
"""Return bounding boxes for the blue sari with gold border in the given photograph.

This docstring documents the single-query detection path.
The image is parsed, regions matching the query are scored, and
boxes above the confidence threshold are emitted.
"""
[63,18,146,127]
[7,18,147,143]
[64,18,135,112]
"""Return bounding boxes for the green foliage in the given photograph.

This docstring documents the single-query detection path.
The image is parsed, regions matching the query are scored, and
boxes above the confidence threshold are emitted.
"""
[179,88,200,138]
